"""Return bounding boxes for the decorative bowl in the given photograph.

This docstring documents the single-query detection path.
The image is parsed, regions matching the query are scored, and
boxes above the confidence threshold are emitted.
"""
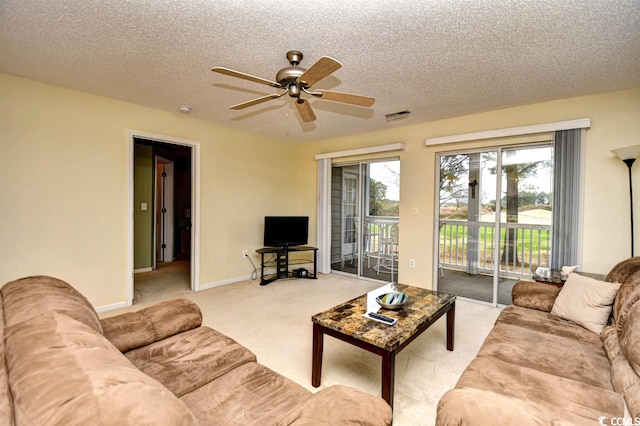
[376,292,409,310]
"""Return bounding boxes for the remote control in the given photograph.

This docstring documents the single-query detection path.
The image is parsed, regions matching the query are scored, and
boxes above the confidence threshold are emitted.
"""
[366,312,397,325]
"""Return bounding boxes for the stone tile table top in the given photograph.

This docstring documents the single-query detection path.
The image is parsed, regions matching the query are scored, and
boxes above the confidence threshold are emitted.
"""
[312,283,456,352]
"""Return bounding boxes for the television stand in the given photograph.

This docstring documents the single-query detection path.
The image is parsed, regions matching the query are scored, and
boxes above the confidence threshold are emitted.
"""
[256,246,318,286]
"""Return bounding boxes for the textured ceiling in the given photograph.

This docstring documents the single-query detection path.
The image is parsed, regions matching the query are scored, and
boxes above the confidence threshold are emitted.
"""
[1,0,639,142]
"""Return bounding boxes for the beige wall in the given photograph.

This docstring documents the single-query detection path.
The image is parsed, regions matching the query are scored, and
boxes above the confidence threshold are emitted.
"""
[0,73,299,307]
[298,88,640,287]
[2,71,638,306]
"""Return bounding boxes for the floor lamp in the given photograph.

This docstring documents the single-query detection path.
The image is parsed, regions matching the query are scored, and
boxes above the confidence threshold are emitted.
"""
[612,145,640,257]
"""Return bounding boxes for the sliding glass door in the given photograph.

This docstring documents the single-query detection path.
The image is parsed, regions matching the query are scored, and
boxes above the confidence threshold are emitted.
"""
[331,160,400,282]
[436,144,552,305]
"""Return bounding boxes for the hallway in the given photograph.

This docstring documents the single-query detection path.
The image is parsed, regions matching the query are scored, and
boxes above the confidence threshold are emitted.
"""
[134,260,190,304]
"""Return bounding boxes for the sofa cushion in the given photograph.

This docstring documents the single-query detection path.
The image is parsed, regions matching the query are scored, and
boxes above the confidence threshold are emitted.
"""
[125,325,257,397]
[5,311,198,425]
[180,362,311,425]
[437,387,602,426]
[455,357,623,421]
[477,322,614,390]
[100,311,156,352]
[274,385,392,426]
[1,276,102,333]
[497,305,602,346]
[550,273,620,334]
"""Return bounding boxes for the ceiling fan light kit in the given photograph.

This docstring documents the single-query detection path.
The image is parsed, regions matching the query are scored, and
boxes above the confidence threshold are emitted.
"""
[212,51,375,123]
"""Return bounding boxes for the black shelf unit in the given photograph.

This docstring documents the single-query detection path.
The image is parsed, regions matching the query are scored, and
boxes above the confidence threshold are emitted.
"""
[256,246,318,286]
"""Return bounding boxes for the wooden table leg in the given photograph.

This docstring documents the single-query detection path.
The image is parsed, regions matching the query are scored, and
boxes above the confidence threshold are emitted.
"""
[381,350,395,409]
[312,323,323,387]
[446,301,455,351]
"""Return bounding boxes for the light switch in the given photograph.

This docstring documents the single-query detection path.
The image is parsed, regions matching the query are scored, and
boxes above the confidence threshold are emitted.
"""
[141,202,147,211]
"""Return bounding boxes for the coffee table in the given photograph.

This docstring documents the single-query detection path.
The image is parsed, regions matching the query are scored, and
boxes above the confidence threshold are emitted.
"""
[311,283,456,409]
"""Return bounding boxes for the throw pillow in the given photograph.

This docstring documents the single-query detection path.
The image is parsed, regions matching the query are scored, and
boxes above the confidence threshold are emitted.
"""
[550,273,621,334]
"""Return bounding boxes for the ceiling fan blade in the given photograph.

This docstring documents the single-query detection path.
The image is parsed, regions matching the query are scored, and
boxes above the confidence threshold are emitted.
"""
[313,90,375,107]
[212,67,281,88]
[230,93,285,110]
[296,57,342,87]
[295,99,316,122]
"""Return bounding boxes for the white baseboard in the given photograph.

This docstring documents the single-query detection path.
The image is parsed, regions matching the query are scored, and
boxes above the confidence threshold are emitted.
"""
[94,301,128,313]
[95,275,254,313]
[199,274,253,291]
[134,267,153,274]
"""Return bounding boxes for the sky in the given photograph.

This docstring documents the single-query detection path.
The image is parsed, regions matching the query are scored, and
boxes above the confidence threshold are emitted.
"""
[370,161,400,201]
[480,147,553,204]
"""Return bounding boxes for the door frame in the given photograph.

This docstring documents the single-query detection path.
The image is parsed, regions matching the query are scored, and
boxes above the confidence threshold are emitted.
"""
[434,142,553,306]
[433,149,502,306]
[127,130,201,306]
[341,170,359,264]
[330,159,400,282]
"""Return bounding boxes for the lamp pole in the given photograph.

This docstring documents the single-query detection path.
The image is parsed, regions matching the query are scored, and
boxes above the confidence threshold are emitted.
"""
[624,158,636,257]
[612,145,640,258]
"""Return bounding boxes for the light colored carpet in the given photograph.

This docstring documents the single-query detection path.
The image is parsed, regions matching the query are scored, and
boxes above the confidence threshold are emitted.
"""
[105,264,503,425]
[133,260,191,303]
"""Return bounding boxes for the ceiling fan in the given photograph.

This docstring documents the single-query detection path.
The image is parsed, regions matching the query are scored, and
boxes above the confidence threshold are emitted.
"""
[211,51,375,122]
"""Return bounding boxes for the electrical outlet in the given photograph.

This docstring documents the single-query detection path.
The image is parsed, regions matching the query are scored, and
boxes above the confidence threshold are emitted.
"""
[409,259,415,268]
[243,249,249,258]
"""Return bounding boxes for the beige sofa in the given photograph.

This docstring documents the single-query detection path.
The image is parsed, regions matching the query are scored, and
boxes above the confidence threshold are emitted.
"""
[0,276,392,425]
[437,257,640,425]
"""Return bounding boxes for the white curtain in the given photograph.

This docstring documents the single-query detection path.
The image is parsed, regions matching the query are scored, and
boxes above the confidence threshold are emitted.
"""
[316,159,331,273]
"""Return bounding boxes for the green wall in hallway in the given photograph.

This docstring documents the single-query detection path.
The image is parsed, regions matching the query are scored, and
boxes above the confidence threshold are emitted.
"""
[134,144,153,270]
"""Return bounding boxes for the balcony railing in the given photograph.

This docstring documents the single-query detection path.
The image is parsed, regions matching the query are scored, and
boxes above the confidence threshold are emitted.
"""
[364,216,398,251]
[359,216,399,275]
[440,220,551,278]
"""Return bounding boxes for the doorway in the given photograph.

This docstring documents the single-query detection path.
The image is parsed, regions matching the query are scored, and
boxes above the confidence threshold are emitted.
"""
[128,131,200,306]
[436,144,553,305]
[330,159,400,283]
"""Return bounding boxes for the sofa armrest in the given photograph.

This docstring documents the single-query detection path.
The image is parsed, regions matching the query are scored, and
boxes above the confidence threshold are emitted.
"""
[138,298,203,341]
[512,280,561,313]
[100,312,155,352]
[100,298,203,352]
[275,385,392,426]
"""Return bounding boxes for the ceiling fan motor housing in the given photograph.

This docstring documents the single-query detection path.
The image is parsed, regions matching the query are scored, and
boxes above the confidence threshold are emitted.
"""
[276,67,305,87]
[276,51,309,98]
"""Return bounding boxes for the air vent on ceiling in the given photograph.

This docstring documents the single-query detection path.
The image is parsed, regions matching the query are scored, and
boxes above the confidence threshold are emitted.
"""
[385,110,410,122]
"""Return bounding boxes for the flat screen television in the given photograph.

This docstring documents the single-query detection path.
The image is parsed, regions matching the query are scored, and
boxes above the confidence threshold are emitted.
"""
[264,216,309,248]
